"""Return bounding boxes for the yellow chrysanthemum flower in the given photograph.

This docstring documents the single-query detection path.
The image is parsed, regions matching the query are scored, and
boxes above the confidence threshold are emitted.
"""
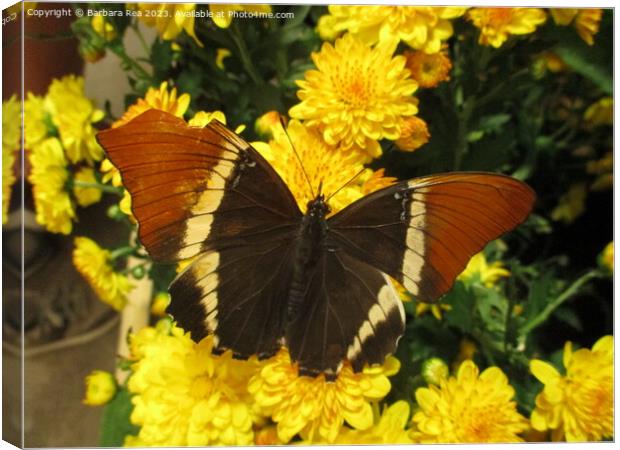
[405,50,452,89]
[253,120,394,214]
[2,95,20,224]
[28,138,75,234]
[317,6,467,54]
[458,252,511,287]
[468,8,547,48]
[289,34,419,159]
[550,8,603,45]
[150,291,171,317]
[73,166,103,207]
[44,75,105,165]
[584,97,613,127]
[395,116,430,152]
[551,183,587,224]
[24,93,48,150]
[215,48,231,70]
[113,81,190,128]
[587,150,613,191]
[415,302,452,320]
[410,360,529,443]
[248,347,400,443]
[125,324,261,446]
[91,15,117,41]
[209,4,272,29]
[133,3,202,46]
[530,335,613,441]
[599,241,613,273]
[452,338,478,371]
[73,236,134,311]
[83,370,117,406]
[421,358,449,385]
[333,401,413,444]
[254,110,281,138]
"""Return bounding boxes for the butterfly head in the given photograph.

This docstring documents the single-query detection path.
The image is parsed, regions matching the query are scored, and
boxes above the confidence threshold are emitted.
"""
[306,194,330,219]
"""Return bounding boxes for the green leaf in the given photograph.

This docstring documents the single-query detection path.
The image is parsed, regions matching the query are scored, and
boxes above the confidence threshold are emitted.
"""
[444,282,476,333]
[100,387,139,447]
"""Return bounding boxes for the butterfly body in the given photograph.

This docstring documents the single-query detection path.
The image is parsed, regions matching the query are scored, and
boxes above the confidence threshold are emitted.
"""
[97,109,536,380]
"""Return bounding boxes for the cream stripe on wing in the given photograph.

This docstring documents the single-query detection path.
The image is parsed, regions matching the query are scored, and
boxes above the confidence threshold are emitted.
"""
[178,154,238,259]
[346,275,405,361]
[191,252,221,343]
[403,187,427,295]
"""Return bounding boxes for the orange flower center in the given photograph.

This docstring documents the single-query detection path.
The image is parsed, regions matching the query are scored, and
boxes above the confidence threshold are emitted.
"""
[487,8,513,26]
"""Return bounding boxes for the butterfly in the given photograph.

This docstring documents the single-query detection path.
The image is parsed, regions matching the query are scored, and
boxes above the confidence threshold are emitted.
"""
[97,109,535,379]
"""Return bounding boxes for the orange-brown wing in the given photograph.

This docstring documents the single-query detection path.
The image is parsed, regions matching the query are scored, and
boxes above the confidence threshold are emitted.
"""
[96,109,302,262]
[327,173,535,302]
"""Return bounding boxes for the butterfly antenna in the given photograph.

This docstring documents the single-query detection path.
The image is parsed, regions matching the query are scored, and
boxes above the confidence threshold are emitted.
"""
[279,117,315,199]
[325,167,366,203]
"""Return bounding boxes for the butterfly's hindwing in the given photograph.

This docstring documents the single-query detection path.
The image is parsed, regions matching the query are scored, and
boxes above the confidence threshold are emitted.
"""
[328,173,535,302]
[285,249,405,379]
[169,237,297,358]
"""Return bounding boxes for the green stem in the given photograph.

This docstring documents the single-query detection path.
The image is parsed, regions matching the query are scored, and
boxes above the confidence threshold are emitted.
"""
[519,270,601,336]
[109,44,152,82]
[72,180,124,195]
[229,22,263,86]
[131,22,151,56]
[110,246,137,261]
[454,98,474,171]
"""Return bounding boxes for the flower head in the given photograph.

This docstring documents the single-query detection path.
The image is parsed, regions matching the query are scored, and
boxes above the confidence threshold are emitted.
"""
[584,97,613,127]
[83,370,117,405]
[318,6,467,54]
[248,347,400,443]
[24,93,49,150]
[113,81,190,128]
[150,292,171,317]
[395,116,430,152]
[458,252,510,287]
[405,50,452,88]
[2,95,20,224]
[73,236,134,310]
[530,335,613,441]
[599,241,613,273]
[133,3,201,46]
[551,183,587,224]
[44,75,104,164]
[209,4,272,29]
[410,360,528,443]
[28,138,75,234]
[73,166,102,207]
[125,324,261,446]
[467,8,547,48]
[253,120,394,214]
[289,34,419,159]
[550,9,603,45]
[421,358,449,385]
[333,401,413,444]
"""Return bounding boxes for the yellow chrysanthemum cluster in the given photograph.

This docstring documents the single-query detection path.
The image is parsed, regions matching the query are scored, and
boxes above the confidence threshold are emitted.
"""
[249,349,400,443]
[290,33,419,159]
[530,335,613,441]
[2,95,21,224]
[410,360,529,442]
[317,6,467,54]
[125,322,262,446]
[25,75,106,233]
[132,3,202,46]
[253,120,396,214]
[73,236,134,311]
[467,7,547,48]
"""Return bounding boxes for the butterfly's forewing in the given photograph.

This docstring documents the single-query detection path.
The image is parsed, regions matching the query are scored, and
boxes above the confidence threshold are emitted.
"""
[97,110,302,355]
[97,109,301,262]
[285,250,405,377]
[328,173,536,302]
